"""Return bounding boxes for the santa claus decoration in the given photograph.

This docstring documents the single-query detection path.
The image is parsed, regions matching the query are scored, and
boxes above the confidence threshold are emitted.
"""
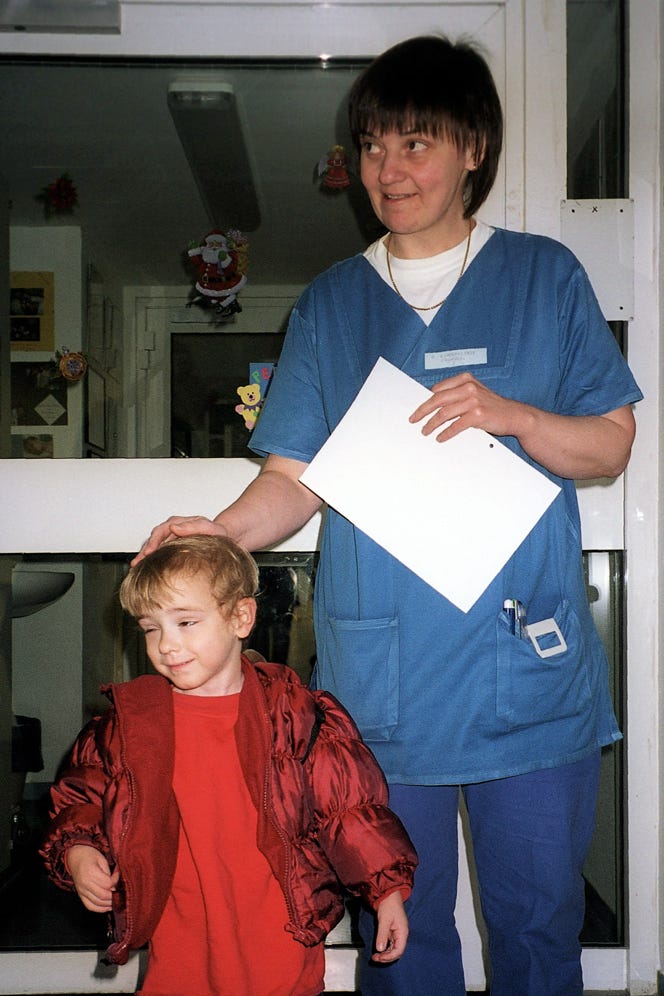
[187,229,249,317]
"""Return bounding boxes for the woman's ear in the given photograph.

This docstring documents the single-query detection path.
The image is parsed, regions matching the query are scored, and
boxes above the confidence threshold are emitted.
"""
[233,596,257,639]
[466,137,486,172]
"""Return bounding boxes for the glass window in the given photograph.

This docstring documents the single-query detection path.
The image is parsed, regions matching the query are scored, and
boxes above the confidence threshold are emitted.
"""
[568,0,627,947]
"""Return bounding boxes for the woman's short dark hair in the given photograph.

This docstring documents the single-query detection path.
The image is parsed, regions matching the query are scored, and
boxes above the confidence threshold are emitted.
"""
[348,35,503,217]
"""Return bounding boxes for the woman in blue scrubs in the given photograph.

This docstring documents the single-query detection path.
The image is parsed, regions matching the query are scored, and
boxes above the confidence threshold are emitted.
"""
[139,36,642,995]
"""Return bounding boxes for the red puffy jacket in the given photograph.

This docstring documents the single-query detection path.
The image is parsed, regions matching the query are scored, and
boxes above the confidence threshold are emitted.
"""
[41,657,417,965]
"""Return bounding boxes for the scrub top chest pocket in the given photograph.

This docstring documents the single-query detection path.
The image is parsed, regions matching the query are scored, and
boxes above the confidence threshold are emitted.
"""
[495,598,591,731]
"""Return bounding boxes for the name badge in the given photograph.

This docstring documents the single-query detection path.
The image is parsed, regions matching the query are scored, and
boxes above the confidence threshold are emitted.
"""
[425,348,488,370]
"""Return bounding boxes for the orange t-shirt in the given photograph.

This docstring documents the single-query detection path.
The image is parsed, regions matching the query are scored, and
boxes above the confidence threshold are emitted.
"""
[139,691,325,996]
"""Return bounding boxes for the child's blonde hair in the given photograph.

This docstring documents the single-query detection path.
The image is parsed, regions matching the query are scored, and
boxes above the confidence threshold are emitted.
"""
[120,534,259,618]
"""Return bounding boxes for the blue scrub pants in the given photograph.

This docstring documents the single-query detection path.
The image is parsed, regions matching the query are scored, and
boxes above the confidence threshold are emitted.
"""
[359,753,600,996]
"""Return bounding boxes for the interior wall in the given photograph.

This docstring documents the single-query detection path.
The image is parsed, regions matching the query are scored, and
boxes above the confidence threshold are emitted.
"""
[0,558,14,875]
[12,565,83,786]
[7,227,88,814]
[0,174,13,874]
[0,174,9,458]
[9,227,84,459]
[81,558,129,717]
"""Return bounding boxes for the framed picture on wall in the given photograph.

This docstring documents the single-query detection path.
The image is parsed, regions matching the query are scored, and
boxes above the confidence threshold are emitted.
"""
[11,433,54,458]
[10,361,68,425]
[9,272,55,351]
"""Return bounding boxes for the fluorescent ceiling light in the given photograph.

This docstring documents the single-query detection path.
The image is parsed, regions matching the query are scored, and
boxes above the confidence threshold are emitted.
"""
[168,82,261,232]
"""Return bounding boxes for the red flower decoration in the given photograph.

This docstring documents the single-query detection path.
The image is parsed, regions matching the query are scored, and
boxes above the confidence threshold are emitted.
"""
[39,173,78,216]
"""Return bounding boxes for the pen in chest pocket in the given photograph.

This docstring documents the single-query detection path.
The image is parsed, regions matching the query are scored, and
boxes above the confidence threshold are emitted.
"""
[503,598,527,638]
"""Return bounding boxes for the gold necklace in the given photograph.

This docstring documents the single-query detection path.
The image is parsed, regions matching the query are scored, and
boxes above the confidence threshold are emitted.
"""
[385,220,473,311]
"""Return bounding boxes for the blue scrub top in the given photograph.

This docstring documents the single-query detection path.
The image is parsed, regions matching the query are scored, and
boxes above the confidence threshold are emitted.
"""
[250,228,643,784]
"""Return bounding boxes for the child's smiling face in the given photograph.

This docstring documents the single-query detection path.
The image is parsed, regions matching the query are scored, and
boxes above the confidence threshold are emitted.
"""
[137,572,255,696]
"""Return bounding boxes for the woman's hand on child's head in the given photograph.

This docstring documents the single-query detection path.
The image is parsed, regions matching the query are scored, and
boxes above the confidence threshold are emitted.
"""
[66,844,119,913]
[131,515,228,566]
[372,890,409,963]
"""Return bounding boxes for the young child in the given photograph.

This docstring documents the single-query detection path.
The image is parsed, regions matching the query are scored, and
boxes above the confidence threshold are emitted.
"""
[41,535,417,996]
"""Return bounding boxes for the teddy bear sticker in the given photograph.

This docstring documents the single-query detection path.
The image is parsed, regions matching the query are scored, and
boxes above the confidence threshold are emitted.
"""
[234,364,275,431]
[235,383,263,430]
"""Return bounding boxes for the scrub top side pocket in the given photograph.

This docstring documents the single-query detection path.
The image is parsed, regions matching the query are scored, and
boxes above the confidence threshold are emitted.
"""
[317,616,400,741]
[495,598,592,731]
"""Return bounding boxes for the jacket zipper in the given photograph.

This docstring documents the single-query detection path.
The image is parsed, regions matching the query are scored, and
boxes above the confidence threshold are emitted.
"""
[111,695,136,959]
[261,704,298,926]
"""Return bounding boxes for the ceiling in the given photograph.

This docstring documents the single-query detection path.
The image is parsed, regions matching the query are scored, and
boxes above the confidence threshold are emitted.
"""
[0,7,620,294]
[0,58,383,290]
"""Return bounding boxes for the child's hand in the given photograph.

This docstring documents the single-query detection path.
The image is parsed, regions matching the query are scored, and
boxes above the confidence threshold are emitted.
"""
[66,844,119,913]
[372,890,409,963]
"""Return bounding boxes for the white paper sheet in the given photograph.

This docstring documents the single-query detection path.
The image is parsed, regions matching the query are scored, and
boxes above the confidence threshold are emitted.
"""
[299,357,561,612]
